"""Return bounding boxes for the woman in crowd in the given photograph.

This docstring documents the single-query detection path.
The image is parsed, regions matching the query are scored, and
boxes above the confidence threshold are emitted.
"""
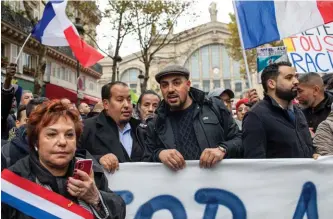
[235,98,249,130]
[2,100,125,219]
[313,103,333,155]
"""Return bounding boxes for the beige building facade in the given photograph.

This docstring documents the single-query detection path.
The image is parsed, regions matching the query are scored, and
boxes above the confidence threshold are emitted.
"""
[99,3,255,98]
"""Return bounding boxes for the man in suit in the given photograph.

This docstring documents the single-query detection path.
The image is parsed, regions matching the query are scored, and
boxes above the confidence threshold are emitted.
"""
[79,82,144,173]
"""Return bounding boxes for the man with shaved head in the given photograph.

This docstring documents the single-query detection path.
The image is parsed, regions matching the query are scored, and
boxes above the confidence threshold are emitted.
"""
[297,72,333,132]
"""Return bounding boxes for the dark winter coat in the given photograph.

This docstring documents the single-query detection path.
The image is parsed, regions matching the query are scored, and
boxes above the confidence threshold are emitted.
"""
[79,111,145,163]
[242,95,314,158]
[1,125,29,170]
[143,87,242,162]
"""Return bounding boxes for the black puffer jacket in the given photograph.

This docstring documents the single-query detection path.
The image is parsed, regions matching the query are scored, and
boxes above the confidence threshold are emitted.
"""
[1,151,126,219]
[143,88,242,162]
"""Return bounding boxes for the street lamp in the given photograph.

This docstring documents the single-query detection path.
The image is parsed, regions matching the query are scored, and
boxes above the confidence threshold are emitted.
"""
[74,17,85,106]
[138,70,144,84]
[115,55,122,81]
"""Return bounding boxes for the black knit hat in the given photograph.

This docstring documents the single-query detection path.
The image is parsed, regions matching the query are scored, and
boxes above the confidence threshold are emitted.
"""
[155,64,190,83]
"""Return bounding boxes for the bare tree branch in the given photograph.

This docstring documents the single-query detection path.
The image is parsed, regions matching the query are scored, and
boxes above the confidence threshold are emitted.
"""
[86,33,113,60]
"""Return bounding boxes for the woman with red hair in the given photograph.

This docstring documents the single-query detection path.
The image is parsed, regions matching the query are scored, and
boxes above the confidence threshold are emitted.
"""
[2,100,125,219]
[235,98,250,130]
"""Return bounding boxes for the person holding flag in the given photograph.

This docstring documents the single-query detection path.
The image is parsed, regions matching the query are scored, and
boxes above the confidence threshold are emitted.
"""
[15,0,103,68]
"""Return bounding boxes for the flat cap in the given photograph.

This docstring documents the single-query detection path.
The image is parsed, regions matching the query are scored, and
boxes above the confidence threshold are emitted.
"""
[155,64,190,83]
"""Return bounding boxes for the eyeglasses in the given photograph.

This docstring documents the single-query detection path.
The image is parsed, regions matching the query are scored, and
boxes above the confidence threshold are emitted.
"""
[224,99,234,104]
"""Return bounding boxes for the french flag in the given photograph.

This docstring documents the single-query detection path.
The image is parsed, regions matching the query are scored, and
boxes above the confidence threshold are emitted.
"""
[235,0,333,49]
[1,169,94,219]
[32,0,104,67]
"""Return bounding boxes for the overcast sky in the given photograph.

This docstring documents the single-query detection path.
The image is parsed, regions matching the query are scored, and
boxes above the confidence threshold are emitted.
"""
[96,0,234,57]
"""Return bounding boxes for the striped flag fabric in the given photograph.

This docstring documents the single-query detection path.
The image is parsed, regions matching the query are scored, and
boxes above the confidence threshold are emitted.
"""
[1,169,94,219]
[31,0,104,67]
[235,0,333,49]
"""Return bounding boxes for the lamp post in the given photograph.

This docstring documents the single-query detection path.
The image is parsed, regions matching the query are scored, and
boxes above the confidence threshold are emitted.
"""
[74,17,85,106]
[138,70,145,93]
[115,55,122,81]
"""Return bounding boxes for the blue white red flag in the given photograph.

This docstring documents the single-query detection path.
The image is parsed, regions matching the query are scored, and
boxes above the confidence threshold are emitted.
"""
[235,0,333,49]
[31,0,103,67]
[1,169,94,219]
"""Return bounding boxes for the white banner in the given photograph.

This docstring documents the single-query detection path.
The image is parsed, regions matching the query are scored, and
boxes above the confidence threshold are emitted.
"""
[106,157,333,219]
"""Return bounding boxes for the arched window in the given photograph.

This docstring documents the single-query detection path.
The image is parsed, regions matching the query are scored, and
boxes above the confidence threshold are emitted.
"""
[184,44,243,94]
[120,68,140,93]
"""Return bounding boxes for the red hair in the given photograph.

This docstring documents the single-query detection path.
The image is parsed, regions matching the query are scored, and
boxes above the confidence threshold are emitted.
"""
[27,99,83,150]
[236,98,249,112]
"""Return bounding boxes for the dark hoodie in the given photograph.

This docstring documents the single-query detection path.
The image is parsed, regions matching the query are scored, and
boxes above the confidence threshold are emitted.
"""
[1,125,29,170]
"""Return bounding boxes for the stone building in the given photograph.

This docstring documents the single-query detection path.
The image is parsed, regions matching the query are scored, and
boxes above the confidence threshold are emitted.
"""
[99,2,251,98]
[1,0,102,105]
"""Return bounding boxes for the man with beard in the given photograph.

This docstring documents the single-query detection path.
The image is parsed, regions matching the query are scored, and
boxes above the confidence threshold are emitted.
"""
[79,82,144,173]
[143,65,242,170]
[242,62,314,158]
[297,73,333,132]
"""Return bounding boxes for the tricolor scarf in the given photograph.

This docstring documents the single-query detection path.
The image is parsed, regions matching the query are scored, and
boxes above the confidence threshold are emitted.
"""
[1,169,94,219]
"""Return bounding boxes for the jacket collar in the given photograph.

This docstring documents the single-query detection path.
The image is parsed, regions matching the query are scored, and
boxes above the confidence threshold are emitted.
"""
[96,110,140,129]
[311,92,333,113]
[156,87,207,119]
[263,94,293,111]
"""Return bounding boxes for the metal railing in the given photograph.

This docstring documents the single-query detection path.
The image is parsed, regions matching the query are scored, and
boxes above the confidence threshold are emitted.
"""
[1,3,33,34]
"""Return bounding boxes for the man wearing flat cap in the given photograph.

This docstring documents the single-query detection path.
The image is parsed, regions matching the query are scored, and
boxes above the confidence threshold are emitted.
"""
[143,65,242,170]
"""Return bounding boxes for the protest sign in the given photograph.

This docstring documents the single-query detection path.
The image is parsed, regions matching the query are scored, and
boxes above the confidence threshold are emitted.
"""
[106,157,333,219]
[283,22,333,73]
[257,46,288,83]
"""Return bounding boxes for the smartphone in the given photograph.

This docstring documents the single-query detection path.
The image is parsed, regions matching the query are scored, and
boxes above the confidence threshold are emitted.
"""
[73,159,93,179]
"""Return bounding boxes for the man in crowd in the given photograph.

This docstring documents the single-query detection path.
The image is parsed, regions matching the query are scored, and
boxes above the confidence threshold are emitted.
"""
[15,105,27,129]
[7,105,27,141]
[20,90,33,106]
[2,97,49,170]
[79,82,144,173]
[208,87,235,112]
[87,101,104,118]
[134,90,161,149]
[327,77,333,94]
[60,98,73,107]
[1,63,18,141]
[144,65,242,170]
[322,73,333,90]
[242,62,314,158]
[78,102,91,120]
[135,90,161,122]
[297,72,333,132]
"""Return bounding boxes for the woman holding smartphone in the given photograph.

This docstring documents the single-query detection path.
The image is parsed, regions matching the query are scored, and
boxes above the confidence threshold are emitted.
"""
[2,100,125,219]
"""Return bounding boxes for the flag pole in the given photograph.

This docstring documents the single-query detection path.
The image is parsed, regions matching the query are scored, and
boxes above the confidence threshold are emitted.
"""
[232,1,253,89]
[15,33,32,64]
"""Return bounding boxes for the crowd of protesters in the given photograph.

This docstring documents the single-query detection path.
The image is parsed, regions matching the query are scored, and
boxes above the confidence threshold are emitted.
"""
[1,62,333,218]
